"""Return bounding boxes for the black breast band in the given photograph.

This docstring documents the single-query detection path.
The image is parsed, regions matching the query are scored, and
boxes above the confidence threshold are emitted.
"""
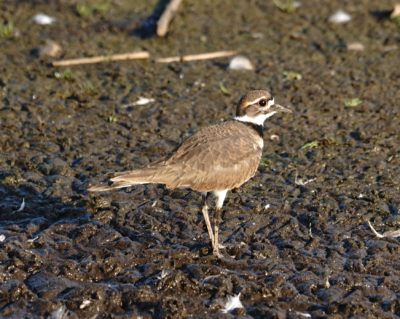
[235,120,264,138]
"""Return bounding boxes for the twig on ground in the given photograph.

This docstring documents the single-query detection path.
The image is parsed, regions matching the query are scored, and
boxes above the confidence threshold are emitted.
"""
[53,50,236,67]
[157,0,183,37]
[52,51,150,66]
[367,220,400,238]
[27,236,39,243]
[156,50,236,63]
[294,171,316,186]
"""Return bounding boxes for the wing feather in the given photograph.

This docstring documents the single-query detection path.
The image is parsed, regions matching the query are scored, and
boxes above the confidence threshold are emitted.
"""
[163,121,263,192]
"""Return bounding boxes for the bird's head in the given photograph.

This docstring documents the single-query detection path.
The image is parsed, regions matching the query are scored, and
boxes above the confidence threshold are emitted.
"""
[235,90,291,126]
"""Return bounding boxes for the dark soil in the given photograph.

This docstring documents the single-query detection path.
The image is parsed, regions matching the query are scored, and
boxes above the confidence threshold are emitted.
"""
[1,0,400,318]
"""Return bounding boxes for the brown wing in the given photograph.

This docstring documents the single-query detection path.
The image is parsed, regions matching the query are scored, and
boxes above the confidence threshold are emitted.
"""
[159,121,263,192]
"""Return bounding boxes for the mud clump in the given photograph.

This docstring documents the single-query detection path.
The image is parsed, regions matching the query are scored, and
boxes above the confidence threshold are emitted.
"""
[0,1,400,318]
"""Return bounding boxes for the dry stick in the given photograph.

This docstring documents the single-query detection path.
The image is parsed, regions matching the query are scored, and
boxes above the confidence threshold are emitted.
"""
[52,50,235,67]
[367,220,384,238]
[391,4,400,18]
[52,51,150,67]
[157,0,183,37]
[156,50,237,63]
[367,220,400,238]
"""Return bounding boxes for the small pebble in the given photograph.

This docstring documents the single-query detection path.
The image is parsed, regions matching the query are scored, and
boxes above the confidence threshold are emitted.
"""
[347,42,365,51]
[251,32,264,39]
[329,10,352,24]
[80,300,91,309]
[228,55,254,71]
[39,40,62,57]
[270,134,280,143]
[133,97,155,106]
[0,234,5,242]
[32,13,56,25]
[382,45,398,52]
[325,277,331,288]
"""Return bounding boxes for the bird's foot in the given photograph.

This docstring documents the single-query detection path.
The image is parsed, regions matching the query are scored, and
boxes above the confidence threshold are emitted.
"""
[212,242,226,258]
[213,248,224,259]
[210,240,225,258]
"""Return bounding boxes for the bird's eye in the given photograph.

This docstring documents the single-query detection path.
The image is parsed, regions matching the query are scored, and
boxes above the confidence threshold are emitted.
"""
[259,99,267,107]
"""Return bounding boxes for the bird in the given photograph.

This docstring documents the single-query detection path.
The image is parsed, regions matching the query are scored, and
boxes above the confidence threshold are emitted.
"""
[88,90,291,257]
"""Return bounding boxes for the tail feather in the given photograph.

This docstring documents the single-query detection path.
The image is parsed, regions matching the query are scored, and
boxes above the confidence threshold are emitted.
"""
[88,180,136,192]
[110,167,160,183]
[88,167,163,192]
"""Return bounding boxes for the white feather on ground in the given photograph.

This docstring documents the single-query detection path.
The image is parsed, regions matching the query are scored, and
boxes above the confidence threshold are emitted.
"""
[12,198,25,213]
[221,293,244,313]
[49,306,69,319]
[328,10,352,24]
[32,13,56,25]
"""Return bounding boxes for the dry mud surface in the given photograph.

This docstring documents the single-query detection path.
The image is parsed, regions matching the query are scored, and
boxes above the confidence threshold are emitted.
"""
[1,1,400,318]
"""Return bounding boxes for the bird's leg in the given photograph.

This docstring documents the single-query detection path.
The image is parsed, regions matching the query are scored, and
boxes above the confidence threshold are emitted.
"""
[213,207,222,258]
[212,190,228,258]
[201,192,214,247]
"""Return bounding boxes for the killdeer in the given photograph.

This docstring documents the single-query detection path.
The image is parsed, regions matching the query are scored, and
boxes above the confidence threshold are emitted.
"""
[89,90,291,257]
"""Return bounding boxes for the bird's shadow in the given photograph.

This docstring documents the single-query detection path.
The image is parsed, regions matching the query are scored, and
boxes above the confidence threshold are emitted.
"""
[0,170,90,236]
[0,169,199,249]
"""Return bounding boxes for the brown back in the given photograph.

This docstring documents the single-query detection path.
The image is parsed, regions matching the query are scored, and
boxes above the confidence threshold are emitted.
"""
[152,120,263,192]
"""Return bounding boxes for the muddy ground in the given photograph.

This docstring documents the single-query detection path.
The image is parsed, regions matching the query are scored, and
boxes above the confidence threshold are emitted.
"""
[1,0,400,318]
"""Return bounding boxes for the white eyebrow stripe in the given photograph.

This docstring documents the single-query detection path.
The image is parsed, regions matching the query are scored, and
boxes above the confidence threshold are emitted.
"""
[249,96,274,105]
